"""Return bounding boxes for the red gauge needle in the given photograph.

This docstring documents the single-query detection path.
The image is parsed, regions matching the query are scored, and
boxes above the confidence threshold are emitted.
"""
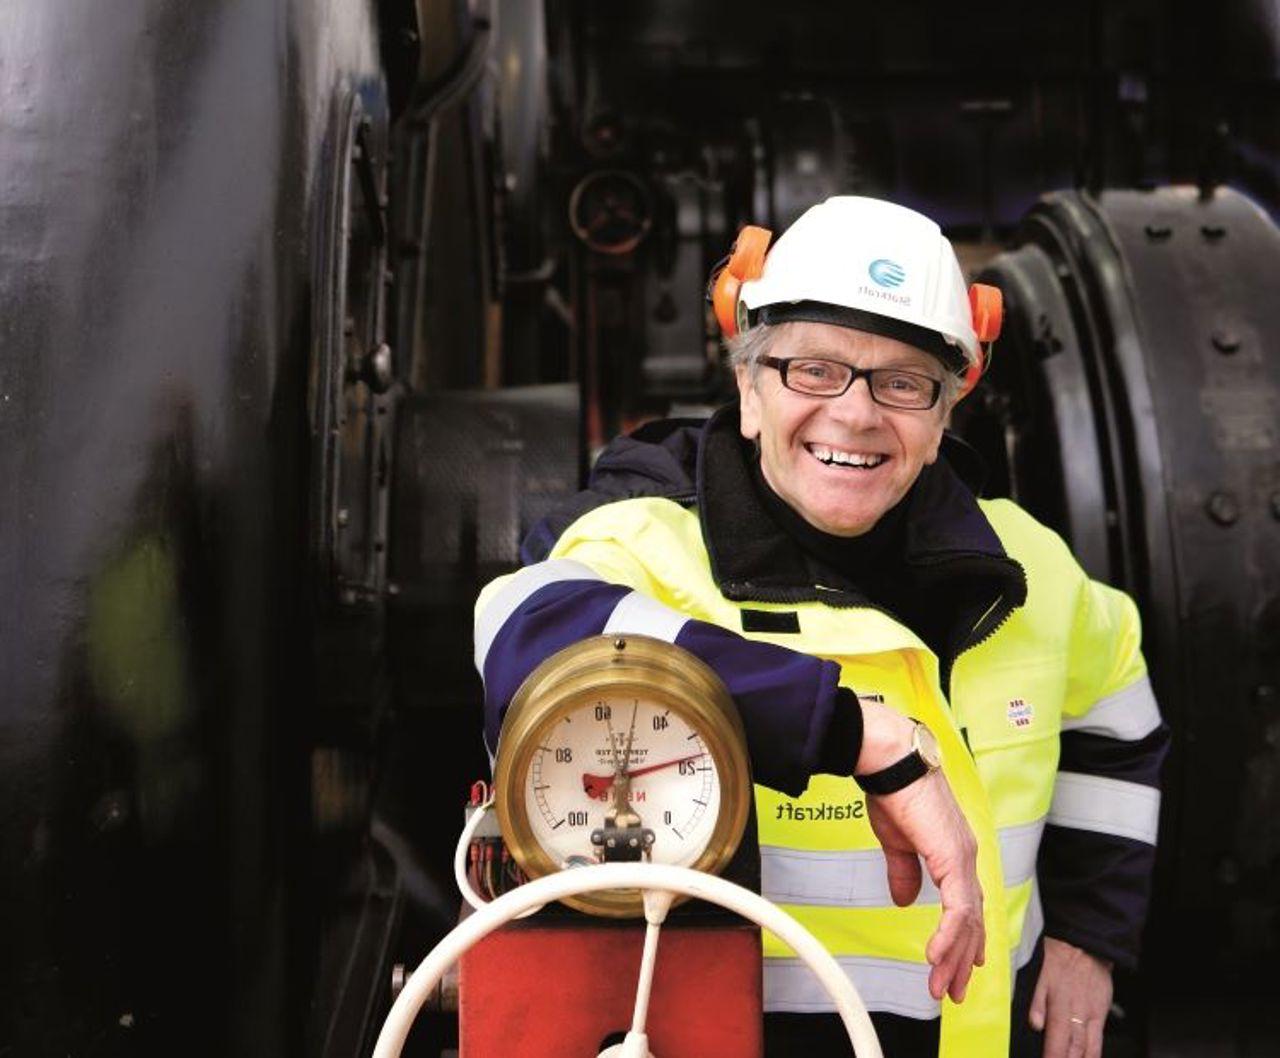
[582,753,705,799]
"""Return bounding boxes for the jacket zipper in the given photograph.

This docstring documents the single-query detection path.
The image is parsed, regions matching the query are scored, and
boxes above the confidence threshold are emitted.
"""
[940,591,1018,694]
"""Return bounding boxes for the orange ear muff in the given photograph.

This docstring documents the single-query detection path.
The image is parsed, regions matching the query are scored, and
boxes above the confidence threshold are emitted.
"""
[712,225,772,338]
[969,283,1003,342]
[958,283,1004,399]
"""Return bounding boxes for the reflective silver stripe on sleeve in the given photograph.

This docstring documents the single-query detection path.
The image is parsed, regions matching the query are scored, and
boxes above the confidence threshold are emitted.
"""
[1061,675,1161,740]
[764,955,940,1018]
[602,590,689,643]
[760,819,1044,907]
[1013,880,1043,971]
[1048,772,1160,844]
[473,558,604,671]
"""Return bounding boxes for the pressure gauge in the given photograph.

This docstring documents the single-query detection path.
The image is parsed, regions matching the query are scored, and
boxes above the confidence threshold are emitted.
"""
[493,634,751,917]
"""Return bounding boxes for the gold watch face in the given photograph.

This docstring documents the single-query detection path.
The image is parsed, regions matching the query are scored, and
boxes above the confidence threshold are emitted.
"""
[913,722,943,770]
[493,635,751,917]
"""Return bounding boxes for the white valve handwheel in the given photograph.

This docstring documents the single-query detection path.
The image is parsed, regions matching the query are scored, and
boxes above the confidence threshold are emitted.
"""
[372,862,883,1058]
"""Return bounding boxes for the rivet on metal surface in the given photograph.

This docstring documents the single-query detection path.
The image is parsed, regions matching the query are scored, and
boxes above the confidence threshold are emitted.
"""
[1205,491,1239,526]
[363,342,394,393]
[613,636,626,651]
[1210,329,1241,354]
[1144,223,1173,242]
[1200,224,1227,241]
[337,507,349,528]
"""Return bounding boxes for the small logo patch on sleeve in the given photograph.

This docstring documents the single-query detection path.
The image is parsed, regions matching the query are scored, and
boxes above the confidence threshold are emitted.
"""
[741,609,801,634]
[1007,698,1034,727]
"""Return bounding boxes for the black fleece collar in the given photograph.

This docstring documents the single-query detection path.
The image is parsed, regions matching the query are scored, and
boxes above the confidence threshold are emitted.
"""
[695,403,1027,617]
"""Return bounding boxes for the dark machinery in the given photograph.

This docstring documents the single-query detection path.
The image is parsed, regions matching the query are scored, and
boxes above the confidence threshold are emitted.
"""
[2,1,1279,1055]
[964,186,1280,1050]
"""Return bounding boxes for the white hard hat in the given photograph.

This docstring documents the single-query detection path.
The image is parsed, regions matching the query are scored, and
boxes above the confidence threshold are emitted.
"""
[737,196,979,374]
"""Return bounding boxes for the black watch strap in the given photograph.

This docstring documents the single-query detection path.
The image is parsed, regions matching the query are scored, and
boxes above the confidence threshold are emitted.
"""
[854,751,929,796]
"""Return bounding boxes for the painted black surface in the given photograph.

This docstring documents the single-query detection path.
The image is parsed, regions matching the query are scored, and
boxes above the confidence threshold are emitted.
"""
[0,2,387,1053]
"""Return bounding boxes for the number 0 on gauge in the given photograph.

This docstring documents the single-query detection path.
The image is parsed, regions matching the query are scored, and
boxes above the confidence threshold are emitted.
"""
[493,635,751,917]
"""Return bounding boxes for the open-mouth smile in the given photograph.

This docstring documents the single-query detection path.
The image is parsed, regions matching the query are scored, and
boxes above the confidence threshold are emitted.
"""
[805,443,888,470]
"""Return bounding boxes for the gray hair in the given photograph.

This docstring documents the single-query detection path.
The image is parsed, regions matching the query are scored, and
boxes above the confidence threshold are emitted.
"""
[725,322,972,410]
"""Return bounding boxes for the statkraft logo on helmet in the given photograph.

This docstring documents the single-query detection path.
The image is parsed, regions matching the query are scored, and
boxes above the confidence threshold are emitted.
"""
[868,258,907,287]
[857,282,911,307]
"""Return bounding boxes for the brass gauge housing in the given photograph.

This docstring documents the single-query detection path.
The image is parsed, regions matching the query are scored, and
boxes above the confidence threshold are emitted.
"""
[493,634,751,917]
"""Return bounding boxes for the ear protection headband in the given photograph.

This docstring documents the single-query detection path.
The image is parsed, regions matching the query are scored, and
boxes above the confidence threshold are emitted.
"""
[711,225,1005,399]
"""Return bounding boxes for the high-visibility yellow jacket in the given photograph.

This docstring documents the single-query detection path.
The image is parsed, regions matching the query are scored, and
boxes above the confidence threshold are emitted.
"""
[475,408,1167,1057]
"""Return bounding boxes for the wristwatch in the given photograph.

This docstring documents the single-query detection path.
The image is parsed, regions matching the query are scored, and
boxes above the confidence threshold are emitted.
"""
[854,719,943,796]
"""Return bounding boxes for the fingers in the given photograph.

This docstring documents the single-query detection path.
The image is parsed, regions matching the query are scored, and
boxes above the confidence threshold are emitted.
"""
[924,901,983,1001]
[1028,970,1049,1031]
[1086,1017,1104,1058]
[1034,937,1113,1056]
[1041,1009,1069,1058]
[882,847,922,906]
[1043,1012,1098,1058]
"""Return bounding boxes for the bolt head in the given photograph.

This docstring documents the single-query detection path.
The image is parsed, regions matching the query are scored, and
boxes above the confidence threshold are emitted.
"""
[365,343,394,394]
[1206,491,1239,526]
[1211,329,1241,354]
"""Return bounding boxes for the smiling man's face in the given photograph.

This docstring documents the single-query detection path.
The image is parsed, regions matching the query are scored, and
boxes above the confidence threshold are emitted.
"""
[736,321,949,537]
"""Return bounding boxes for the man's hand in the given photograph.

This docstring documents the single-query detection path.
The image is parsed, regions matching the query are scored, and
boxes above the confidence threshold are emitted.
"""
[858,703,986,1004]
[1029,936,1113,1058]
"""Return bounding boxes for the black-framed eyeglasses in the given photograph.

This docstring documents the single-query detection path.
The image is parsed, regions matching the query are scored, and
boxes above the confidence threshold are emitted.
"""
[758,356,943,410]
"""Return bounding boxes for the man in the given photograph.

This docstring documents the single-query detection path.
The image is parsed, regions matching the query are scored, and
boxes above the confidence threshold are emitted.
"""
[475,196,1167,1056]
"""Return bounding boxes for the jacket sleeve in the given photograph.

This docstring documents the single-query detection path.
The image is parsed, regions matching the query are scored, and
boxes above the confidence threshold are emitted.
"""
[1038,574,1170,969]
[474,527,860,796]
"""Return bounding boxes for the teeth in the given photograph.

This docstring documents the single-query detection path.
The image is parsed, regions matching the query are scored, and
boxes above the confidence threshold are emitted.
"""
[808,444,885,469]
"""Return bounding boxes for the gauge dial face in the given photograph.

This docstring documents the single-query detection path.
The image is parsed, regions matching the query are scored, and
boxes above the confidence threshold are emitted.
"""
[526,694,722,869]
[494,635,750,917]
